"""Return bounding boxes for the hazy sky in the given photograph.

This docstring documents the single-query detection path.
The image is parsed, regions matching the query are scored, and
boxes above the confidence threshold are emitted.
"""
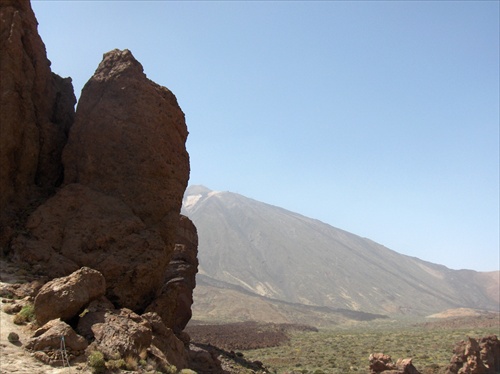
[32,1,499,272]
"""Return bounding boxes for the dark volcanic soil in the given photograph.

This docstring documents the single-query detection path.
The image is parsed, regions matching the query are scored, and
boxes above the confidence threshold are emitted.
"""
[186,321,318,351]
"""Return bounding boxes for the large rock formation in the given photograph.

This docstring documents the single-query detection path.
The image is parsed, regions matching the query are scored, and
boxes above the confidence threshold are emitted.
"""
[445,335,500,374]
[1,0,206,371]
[0,0,75,250]
[63,48,190,243]
[12,183,170,310]
[12,48,191,313]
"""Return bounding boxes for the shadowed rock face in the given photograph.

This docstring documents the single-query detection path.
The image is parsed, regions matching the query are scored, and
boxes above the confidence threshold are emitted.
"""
[63,49,190,244]
[146,215,199,333]
[0,0,75,248]
[12,49,192,313]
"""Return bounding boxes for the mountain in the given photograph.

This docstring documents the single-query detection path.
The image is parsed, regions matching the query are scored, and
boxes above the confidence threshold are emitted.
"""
[182,185,499,322]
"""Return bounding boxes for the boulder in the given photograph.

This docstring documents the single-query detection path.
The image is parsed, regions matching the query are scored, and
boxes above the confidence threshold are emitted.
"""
[369,353,420,374]
[0,0,75,249]
[143,312,190,369]
[479,335,500,373]
[370,353,397,373]
[90,308,152,359]
[146,215,199,332]
[26,319,87,353]
[34,267,106,325]
[445,335,499,374]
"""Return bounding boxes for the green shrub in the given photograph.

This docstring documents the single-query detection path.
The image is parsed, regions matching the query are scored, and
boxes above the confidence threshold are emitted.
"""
[13,304,35,324]
[88,351,106,374]
[106,358,126,370]
[161,364,178,374]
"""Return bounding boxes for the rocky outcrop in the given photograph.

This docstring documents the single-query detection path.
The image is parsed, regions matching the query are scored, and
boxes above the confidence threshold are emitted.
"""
[146,214,199,332]
[369,353,420,374]
[12,48,191,313]
[81,307,189,370]
[0,0,75,249]
[445,335,499,374]
[13,184,169,310]
[34,267,106,325]
[26,319,88,355]
[63,48,190,244]
[2,0,204,371]
[89,308,153,359]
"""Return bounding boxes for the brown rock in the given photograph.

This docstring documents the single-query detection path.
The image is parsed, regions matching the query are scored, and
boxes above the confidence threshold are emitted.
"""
[26,319,88,352]
[189,344,224,374]
[63,48,189,245]
[34,267,106,325]
[14,184,170,310]
[143,312,190,369]
[445,336,499,374]
[0,279,45,299]
[13,49,191,314]
[76,296,115,341]
[0,0,75,247]
[479,335,500,373]
[395,358,420,374]
[2,296,31,315]
[370,353,396,373]
[369,353,420,374]
[146,215,199,332]
[90,308,152,359]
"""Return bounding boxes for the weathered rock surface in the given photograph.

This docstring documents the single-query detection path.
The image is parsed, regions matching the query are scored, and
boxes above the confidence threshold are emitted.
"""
[89,308,152,359]
[76,296,115,341]
[12,48,191,314]
[80,307,190,369]
[189,344,225,374]
[26,319,88,353]
[369,353,421,374]
[146,214,199,332]
[0,0,75,249]
[63,48,190,244]
[445,335,499,374]
[34,267,106,325]
[13,184,168,310]
[143,312,190,370]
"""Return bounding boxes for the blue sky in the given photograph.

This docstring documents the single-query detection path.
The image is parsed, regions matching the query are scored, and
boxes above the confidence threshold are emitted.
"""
[32,1,499,272]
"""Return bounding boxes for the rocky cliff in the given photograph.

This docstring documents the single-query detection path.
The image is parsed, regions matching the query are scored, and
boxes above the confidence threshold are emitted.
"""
[0,0,75,248]
[0,0,206,371]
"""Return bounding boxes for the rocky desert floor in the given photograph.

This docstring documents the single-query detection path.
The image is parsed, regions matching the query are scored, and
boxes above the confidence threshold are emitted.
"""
[0,258,91,374]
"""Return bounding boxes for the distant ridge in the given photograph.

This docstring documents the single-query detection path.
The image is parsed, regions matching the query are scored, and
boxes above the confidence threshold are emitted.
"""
[182,185,499,322]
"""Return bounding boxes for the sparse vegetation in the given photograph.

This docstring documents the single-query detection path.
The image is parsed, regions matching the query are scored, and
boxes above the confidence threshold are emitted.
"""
[187,317,499,374]
[125,354,139,371]
[88,350,106,374]
[242,322,498,374]
[13,303,35,325]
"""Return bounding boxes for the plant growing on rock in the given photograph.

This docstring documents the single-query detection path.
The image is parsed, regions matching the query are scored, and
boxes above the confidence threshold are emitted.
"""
[13,303,35,324]
[88,351,106,374]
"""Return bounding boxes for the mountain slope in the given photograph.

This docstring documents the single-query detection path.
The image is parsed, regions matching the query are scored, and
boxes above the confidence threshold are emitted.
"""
[182,186,499,317]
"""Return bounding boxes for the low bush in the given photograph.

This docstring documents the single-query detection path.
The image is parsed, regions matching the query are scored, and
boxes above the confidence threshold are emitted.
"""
[88,350,106,374]
[13,304,35,325]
